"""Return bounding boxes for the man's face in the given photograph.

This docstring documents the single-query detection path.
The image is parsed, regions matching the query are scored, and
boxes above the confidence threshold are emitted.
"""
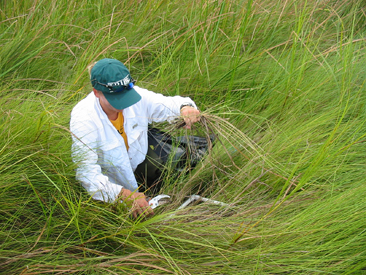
[93,89,123,113]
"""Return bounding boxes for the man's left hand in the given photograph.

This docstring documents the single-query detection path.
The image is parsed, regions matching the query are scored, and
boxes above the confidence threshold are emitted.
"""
[180,106,200,129]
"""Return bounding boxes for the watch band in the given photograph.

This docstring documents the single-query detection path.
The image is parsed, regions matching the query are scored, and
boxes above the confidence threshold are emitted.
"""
[180,103,194,110]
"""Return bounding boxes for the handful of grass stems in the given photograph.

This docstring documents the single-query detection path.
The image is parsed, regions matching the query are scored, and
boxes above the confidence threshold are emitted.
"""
[1,0,366,274]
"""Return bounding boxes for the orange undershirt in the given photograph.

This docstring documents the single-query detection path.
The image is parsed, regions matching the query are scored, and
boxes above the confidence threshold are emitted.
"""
[110,112,129,151]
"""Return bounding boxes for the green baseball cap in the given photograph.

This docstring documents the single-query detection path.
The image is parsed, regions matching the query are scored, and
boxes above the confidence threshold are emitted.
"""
[91,58,141,110]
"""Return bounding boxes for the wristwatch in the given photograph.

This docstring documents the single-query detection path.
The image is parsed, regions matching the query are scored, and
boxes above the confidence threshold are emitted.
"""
[180,103,194,110]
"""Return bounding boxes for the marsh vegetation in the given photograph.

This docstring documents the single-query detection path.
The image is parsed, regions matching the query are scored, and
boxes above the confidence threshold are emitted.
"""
[0,0,365,273]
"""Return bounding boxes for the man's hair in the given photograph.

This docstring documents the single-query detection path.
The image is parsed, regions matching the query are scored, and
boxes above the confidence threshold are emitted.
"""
[87,61,97,77]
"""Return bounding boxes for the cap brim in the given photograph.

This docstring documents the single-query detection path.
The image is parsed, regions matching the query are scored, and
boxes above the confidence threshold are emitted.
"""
[103,88,141,110]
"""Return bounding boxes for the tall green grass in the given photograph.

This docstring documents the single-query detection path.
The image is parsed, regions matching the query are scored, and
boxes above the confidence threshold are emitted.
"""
[1,0,366,273]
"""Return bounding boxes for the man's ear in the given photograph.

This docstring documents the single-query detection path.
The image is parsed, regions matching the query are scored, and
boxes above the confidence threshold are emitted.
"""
[93,88,100,98]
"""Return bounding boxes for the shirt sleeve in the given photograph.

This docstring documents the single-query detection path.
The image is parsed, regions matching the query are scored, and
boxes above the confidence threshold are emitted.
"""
[135,87,197,124]
[70,112,122,203]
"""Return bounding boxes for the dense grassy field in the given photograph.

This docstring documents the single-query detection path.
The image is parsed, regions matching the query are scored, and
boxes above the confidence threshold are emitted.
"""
[1,0,366,274]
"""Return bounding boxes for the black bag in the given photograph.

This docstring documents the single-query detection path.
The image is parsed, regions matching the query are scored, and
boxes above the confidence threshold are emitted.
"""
[135,127,214,192]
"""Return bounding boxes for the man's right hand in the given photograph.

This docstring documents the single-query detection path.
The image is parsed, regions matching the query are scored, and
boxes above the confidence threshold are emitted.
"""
[118,188,154,218]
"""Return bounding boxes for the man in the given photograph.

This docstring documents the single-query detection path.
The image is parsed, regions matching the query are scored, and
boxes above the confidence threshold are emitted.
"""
[70,58,200,218]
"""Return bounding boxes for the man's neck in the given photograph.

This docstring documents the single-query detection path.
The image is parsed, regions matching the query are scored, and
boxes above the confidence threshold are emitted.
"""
[100,101,119,120]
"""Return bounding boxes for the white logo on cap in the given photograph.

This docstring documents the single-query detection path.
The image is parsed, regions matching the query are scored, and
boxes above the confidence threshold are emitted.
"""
[107,75,130,87]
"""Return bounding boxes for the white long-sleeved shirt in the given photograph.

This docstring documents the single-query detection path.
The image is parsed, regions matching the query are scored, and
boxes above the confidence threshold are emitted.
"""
[70,86,196,202]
